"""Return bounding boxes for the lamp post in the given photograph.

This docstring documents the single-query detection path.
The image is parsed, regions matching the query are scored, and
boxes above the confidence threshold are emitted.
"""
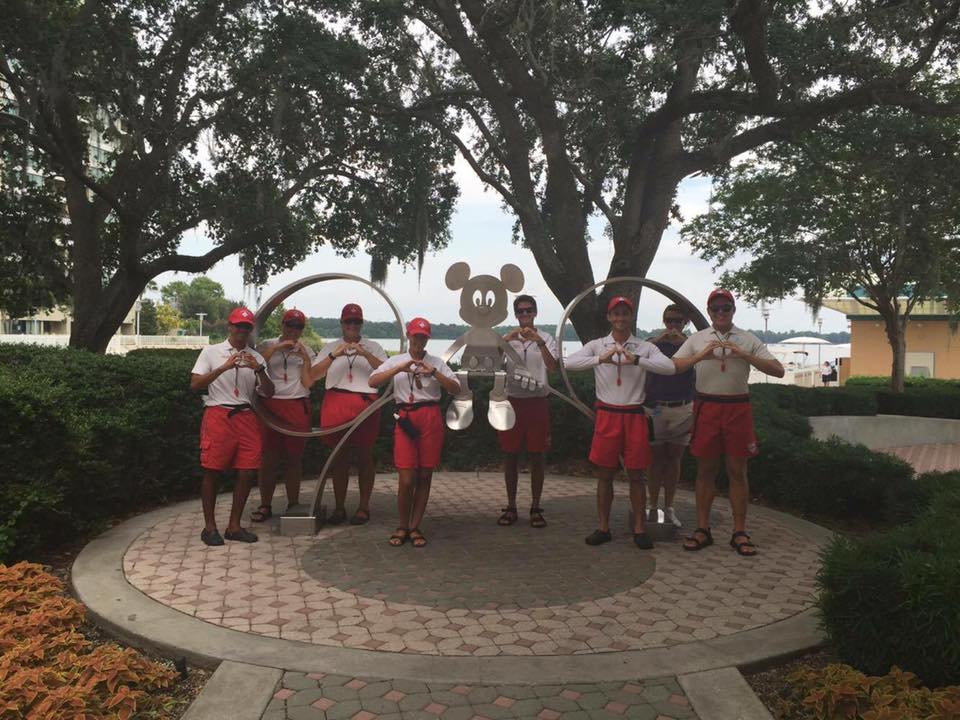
[817,316,823,367]
[760,302,771,383]
[196,312,206,340]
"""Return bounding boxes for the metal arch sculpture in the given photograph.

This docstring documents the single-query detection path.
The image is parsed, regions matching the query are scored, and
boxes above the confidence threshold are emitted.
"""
[251,273,406,536]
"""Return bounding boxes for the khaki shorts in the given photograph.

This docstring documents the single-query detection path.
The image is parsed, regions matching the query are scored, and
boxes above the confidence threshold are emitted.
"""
[647,403,694,446]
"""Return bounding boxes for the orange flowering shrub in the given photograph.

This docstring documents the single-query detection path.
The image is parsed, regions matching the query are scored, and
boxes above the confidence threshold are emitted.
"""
[0,562,177,719]
[786,664,960,720]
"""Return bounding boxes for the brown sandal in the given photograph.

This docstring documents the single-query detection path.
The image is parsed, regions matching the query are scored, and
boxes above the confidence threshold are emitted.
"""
[388,527,408,547]
[730,531,758,557]
[409,528,428,548]
[497,507,518,526]
[529,507,547,528]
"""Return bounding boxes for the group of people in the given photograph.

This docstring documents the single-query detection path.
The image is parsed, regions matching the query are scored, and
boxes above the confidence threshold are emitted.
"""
[189,288,784,556]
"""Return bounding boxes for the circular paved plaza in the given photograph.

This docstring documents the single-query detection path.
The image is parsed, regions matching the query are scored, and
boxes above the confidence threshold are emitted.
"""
[122,473,822,658]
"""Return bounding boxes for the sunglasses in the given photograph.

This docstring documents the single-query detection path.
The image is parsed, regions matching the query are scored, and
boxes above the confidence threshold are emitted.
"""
[516,307,536,315]
[664,317,686,326]
[232,323,253,330]
[342,318,363,325]
[708,304,734,313]
[284,322,305,330]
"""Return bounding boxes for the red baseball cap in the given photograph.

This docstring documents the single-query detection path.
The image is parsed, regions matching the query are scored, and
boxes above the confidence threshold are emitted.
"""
[707,289,736,306]
[341,303,363,321]
[282,308,306,324]
[228,307,255,325]
[406,317,432,337]
[606,296,635,313]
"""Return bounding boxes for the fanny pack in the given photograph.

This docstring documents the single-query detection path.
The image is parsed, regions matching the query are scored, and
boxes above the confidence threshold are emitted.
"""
[394,401,440,439]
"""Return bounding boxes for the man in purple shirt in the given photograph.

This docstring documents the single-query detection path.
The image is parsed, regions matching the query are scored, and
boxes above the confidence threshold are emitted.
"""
[644,305,695,528]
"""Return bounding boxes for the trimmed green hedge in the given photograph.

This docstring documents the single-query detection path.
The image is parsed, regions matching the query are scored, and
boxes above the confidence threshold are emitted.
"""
[818,475,960,686]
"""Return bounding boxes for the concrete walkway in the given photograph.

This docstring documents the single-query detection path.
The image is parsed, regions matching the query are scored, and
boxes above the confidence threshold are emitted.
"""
[73,473,813,719]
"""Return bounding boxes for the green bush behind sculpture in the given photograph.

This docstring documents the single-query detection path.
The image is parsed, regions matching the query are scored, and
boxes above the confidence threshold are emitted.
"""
[0,344,939,560]
[817,475,960,686]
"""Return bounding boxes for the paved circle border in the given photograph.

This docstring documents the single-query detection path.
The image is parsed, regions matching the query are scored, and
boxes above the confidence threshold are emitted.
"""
[72,481,830,684]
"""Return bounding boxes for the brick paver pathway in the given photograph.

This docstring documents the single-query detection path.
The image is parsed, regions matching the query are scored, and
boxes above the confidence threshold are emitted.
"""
[262,671,697,720]
[883,443,960,472]
[123,473,820,657]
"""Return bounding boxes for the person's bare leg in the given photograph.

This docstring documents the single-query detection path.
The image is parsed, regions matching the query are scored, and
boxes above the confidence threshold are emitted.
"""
[529,452,545,509]
[396,468,416,529]
[596,468,616,532]
[257,448,280,510]
[695,456,721,530]
[356,447,375,515]
[331,452,350,516]
[648,445,666,511]
[409,469,433,531]
[503,452,519,508]
[201,470,220,531]
[663,443,685,508]
[226,470,254,533]
[628,470,647,533]
[283,453,302,507]
[725,455,750,533]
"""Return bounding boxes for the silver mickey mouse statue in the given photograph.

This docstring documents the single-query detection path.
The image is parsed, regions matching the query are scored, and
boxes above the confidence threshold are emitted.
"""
[442,262,539,431]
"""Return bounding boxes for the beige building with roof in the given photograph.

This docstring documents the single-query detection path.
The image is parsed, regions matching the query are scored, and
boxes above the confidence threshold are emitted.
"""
[822,298,960,380]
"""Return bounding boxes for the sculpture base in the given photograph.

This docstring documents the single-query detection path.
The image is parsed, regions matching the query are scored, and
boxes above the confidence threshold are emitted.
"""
[280,502,326,536]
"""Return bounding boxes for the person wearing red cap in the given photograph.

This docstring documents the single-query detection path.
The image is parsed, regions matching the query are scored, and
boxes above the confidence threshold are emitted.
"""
[369,317,460,548]
[305,303,388,525]
[565,296,676,549]
[250,308,315,523]
[190,307,275,546]
[672,289,784,556]
[498,294,559,528]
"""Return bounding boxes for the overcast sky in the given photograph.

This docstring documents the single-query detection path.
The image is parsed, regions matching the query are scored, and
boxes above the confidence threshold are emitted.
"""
[156,156,848,334]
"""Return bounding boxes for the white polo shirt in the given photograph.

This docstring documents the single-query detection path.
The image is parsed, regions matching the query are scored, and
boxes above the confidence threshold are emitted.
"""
[191,340,266,407]
[674,325,777,395]
[316,339,388,393]
[504,330,558,399]
[258,338,314,400]
[375,352,458,404]
[565,333,675,406]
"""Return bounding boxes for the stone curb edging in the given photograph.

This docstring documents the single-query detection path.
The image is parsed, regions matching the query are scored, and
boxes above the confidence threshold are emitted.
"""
[679,667,774,720]
[71,484,828,685]
[181,660,282,720]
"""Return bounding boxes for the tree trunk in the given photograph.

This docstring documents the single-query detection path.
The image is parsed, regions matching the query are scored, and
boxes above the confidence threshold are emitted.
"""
[878,305,907,393]
[69,270,146,353]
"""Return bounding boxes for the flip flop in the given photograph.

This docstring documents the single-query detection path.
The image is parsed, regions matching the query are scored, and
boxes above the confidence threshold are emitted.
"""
[250,505,272,522]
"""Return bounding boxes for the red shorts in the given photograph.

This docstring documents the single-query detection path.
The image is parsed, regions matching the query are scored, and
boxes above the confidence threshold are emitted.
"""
[588,403,651,470]
[260,396,311,457]
[498,396,550,453]
[689,394,759,459]
[320,389,381,448]
[200,406,262,471]
[393,404,444,470]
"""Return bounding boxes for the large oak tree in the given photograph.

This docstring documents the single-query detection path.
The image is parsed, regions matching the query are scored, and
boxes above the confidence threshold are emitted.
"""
[1,0,457,351]
[683,109,960,391]
[355,0,960,339]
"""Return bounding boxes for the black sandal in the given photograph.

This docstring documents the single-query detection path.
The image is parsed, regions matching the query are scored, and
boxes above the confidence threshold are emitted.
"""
[350,508,370,526]
[529,507,547,528]
[388,527,408,547]
[200,529,224,547]
[328,508,347,525]
[730,530,758,557]
[250,505,272,523]
[585,529,612,546]
[683,527,713,551]
[409,527,428,548]
[497,506,518,526]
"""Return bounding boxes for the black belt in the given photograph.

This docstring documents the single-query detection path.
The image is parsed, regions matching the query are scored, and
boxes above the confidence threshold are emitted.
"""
[644,399,692,408]
[695,393,750,404]
[219,403,252,417]
[595,403,646,415]
[396,401,440,411]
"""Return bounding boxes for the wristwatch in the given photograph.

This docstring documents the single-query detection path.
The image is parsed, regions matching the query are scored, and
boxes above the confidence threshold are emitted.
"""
[255,363,266,374]
[632,356,640,366]
[328,352,336,361]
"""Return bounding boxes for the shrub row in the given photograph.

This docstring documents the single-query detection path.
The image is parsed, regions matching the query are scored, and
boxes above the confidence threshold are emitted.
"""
[817,474,960,687]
